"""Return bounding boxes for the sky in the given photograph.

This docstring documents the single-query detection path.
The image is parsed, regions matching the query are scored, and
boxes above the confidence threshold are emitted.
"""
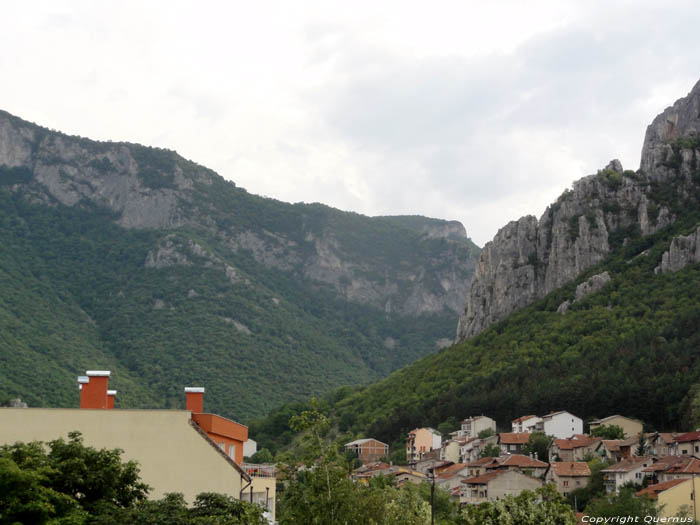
[1,1,699,246]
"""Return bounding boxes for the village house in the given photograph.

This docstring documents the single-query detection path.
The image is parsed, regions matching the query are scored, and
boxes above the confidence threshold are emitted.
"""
[511,415,542,434]
[440,438,463,463]
[455,415,497,439]
[241,463,277,522]
[589,415,643,438]
[637,477,700,521]
[344,438,389,464]
[351,462,393,483]
[465,457,495,477]
[0,371,253,505]
[545,462,591,496]
[675,431,700,456]
[393,466,428,486]
[435,463,471,491]
[459,434,498,463]
[498,433,531,455]
[536,411,583,439]
[550,435,601,462]
[641,456,689,485]
[648,432,680,457]
[601,457,652,493]
[406,427,441,465]
[459,469,543,504]
[414,454,448,475]
[658,456,700,482]
[486,454,549,478]
[596,436,639,462]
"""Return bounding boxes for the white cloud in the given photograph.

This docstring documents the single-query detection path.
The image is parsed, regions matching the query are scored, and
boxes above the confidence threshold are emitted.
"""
[0,0,699,245]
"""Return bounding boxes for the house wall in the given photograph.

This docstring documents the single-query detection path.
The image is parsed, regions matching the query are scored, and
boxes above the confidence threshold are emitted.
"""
[489,471,543,500]
[590,417,643,439]
[441,441,461,463]
[658,477,700,520]
[358,440,388,463]
[547,473,590,495]
[241,475,276,522]
[0,408,244,503]
[544,413,582,439]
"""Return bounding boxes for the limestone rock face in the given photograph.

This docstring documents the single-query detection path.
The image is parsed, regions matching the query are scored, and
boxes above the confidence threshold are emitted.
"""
[0,110,479,318]
[457,80,700,342]
[655,226,700,274]
[574,272,612,302]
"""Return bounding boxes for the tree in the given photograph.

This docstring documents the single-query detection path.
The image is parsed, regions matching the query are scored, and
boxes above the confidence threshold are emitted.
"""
[480,443,500,458]
[478,428,495,439]
[585,485,657,519]
[590,424,626,439]
[248,448,273,464]
[0,433,266,525]
[459,485,577,524]
[635,432,651,456]
[522,431,552,462]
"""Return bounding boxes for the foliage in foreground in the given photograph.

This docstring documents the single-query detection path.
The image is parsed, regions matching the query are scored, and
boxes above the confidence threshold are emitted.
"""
[0,432,265,525]
[459,485,577,525]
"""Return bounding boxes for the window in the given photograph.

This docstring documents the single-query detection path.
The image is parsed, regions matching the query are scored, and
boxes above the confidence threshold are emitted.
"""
[563,481,569,487]
[695,446,699,453]
[510,444,516,451]
[219,442,225,451]
[229,444,236,459]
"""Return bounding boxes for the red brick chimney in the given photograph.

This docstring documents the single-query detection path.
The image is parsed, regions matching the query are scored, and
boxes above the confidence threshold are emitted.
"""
[79,371,111,409]
[107,390,117,409]
[185,387,205,413]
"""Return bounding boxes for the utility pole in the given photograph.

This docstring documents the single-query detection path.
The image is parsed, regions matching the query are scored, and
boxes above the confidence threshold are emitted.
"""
[430,467,435,525]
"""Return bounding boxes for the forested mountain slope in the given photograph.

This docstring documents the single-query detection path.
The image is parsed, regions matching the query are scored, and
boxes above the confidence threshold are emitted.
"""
[251,79,700,452]
[0,111,479,420]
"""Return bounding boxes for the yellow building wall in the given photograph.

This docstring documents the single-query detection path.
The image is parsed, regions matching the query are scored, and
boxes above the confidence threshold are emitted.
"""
[590,416,643,438]
[241,476,276,522]
[658,477,700,520]
[0,408,244,503]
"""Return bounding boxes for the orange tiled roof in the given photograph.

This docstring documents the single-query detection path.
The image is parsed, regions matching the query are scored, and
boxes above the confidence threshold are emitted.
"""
[666,457,700,475]
[466,457,496,467]
[436,463,469,479]
[462,471,504,485]
[602,457,651,473]
[499,432,531,444]
[600,440,623,452]
[491,454,548,469]
[642,455,686,473]
[550,462,591,477]
[512,415,537,424]
[554,436,600,450]
[636,479,687,500]
[676,431,700,443]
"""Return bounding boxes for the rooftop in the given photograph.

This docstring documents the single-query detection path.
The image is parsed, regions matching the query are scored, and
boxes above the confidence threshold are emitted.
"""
[550,462,591,477]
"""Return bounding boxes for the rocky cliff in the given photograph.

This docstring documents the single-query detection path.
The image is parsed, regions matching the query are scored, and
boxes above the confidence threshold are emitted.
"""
[0,110,479,318]
[456,79,700,342]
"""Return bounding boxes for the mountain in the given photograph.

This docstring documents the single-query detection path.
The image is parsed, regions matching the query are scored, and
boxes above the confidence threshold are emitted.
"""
[251,79,700,453]
[457,79,700,341]
[0,110,480,420]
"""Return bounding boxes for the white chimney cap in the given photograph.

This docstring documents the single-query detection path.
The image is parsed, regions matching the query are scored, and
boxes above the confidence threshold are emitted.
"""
[107,390,117,396]
[77,376,90,384]
[184,387,205,393]
[86,370,111,377]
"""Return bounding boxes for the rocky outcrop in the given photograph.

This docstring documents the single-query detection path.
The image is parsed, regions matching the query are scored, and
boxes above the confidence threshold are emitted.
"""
[574,271,612,302]
[457,79,700,342]
[655,226,700,274]
[0,110,479,318]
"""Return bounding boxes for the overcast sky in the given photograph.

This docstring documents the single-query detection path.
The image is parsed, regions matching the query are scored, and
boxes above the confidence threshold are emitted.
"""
[2,1,699,246]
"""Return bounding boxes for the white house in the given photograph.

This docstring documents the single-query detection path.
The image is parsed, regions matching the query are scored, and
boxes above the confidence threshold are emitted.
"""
[456,416,497,439]
[602,457,652,493]
[536,411,582,439]
[511,415,542,434]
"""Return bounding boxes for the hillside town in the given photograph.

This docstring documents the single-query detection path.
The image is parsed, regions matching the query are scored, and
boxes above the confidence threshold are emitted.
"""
[345,413,700,521]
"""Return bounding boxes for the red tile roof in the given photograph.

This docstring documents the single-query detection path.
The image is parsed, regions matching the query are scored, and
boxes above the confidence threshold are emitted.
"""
[512,415,537,424]
[554,436,600,450]
[676,431,700,443]
[666,457,700,475]
[492,454,548,469]
[499,432,531,444]
[636,479,687,500]
[466,457,496,467]
[642,456,686,473]
[436,463,469,480]
[601,457,651,473]
[550,462,591,477]
[462,471,504,485]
